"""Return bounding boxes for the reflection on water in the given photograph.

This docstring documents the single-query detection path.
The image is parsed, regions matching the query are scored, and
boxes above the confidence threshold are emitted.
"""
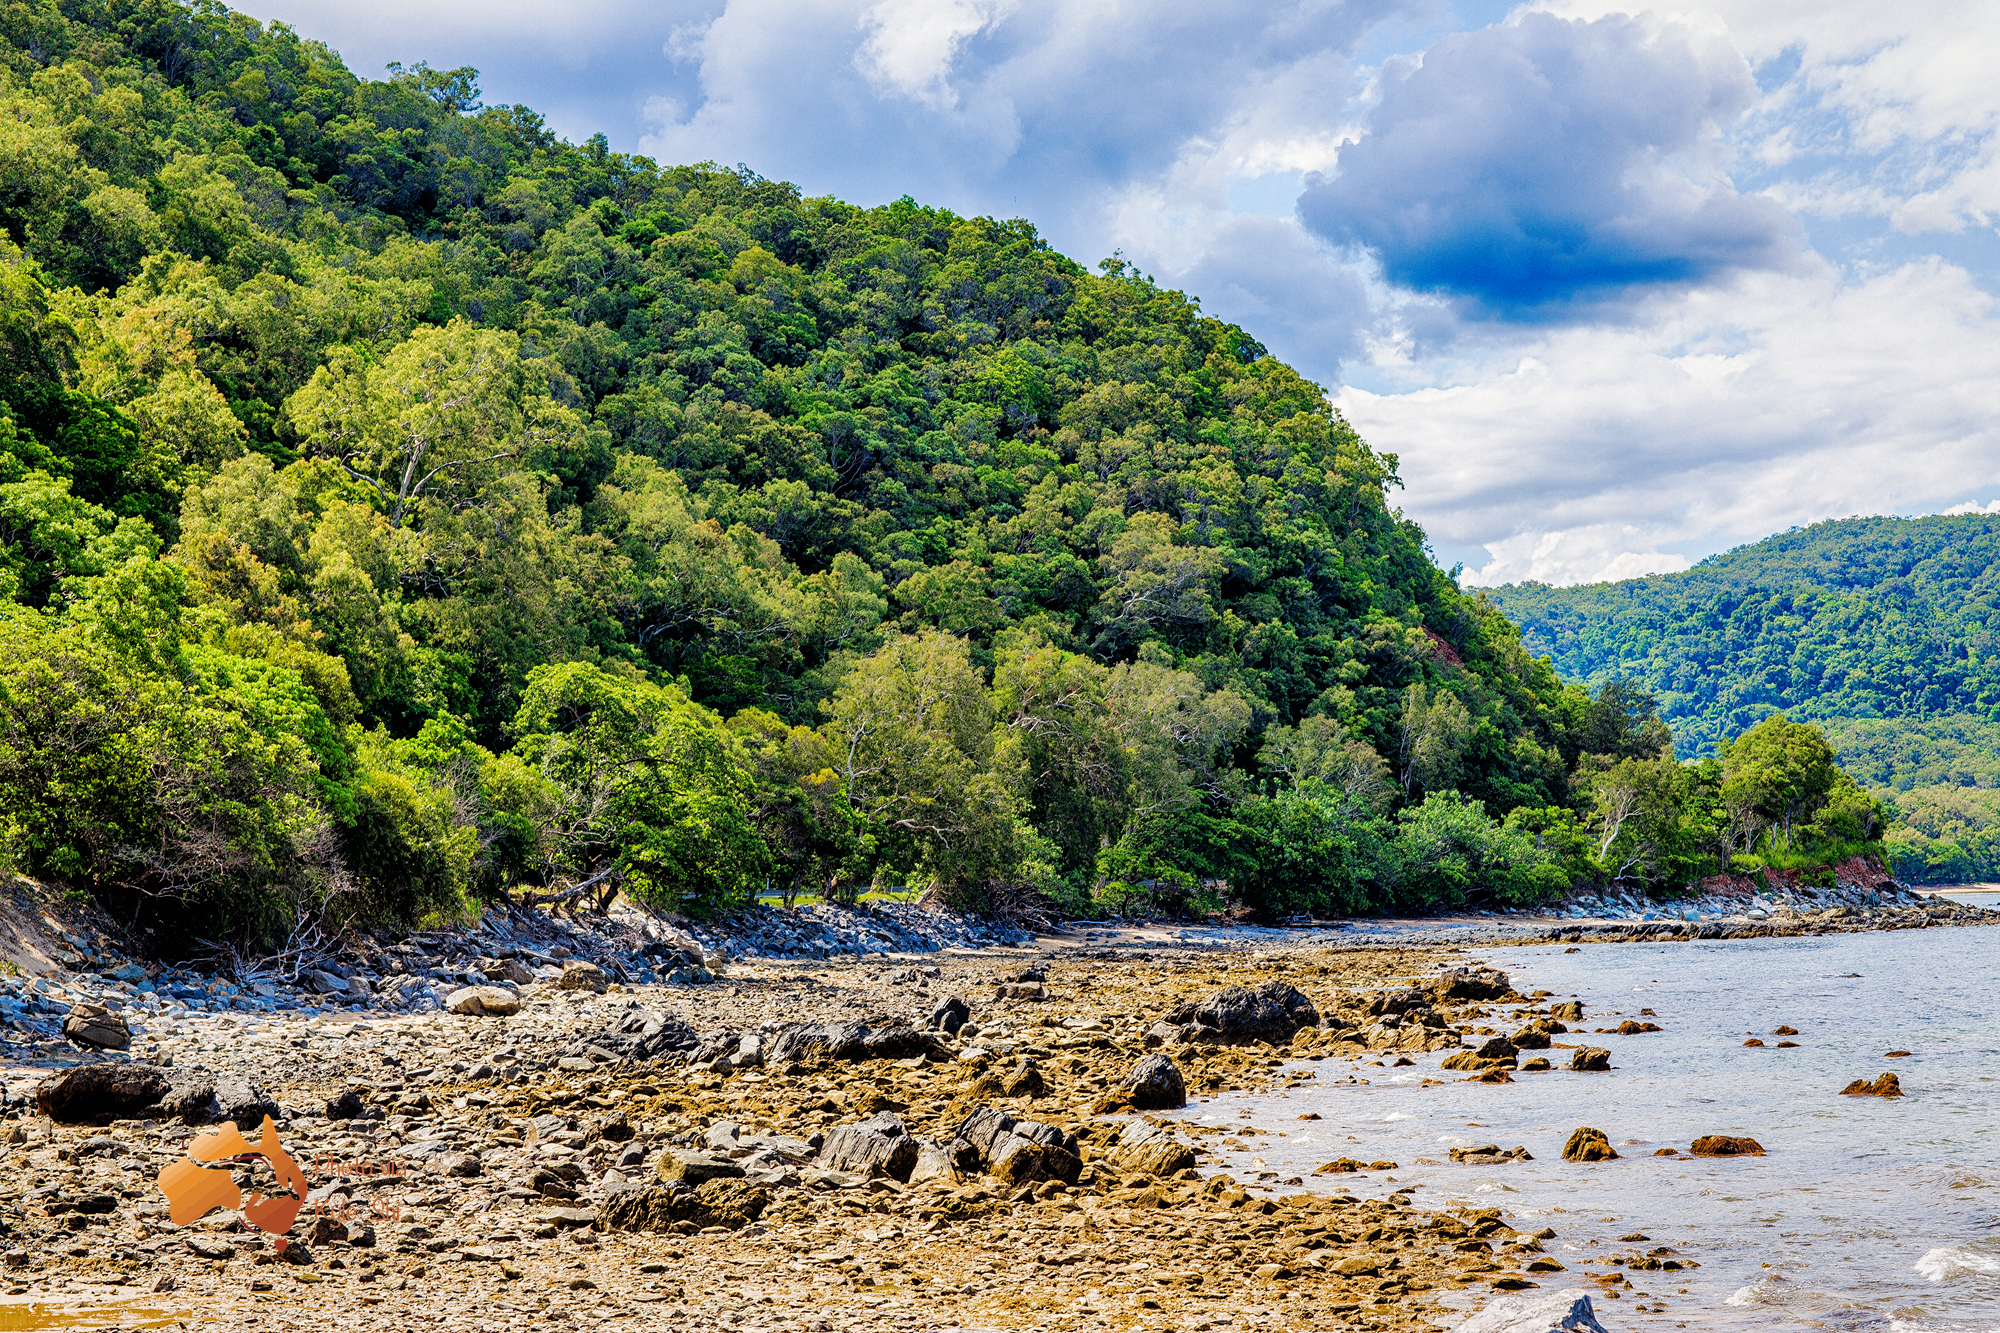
[0,1301,179,1331]
[1168,928,2000,1331]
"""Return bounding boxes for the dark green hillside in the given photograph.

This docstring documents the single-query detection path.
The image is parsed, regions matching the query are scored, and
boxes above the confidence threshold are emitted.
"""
[1485,514,2000,756]
[0,0,1877,939]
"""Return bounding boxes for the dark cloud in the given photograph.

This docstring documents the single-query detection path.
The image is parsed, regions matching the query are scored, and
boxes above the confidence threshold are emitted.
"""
[646,0,1416,262]
[1298,13,1801,317]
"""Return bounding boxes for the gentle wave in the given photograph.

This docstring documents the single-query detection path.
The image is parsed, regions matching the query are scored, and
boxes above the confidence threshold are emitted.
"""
[1917,1245,2000,1282]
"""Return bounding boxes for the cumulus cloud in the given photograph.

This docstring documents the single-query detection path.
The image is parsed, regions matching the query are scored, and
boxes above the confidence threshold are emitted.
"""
[642,0,1412,260]
[1338,257,2000,585]
[1299,12,1803,317]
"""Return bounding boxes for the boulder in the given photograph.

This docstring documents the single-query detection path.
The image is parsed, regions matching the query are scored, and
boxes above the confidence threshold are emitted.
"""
[35,1063,169,1123]
[1166,981,1320,1045]
[558,961,609,994]
[1443,1036,1518,1071]
[818,1112,920,1182]
[445,986,520,1017]
[994,982,1047,1001]
[765,1021,945,1066]
[1456,1290,1609,1333]
[305,969,349,995]
[951,1105,1081,1185]
[655,1149,746,1185]
[1561,1127,1619,1162]
[1549,1001,1584,1022]
[325,1089,366,1120]
[906,1138,961,1185]
[1119,1054,1186,1110]
[927,995,971,1034]
[1509,1026,1553,1050]
[1450,1144,1533,1163]
[1433,967,1513,1001]
[1143,1020,1183,1049]
[1690,1135,1765,1157]
[1616,1020,1662,1035]
[62,1002,130,1051]
[597,1179,770,1233]
[1840,1073,1903,1097]
[1569,1047,1611,1072]
[1107,1120,1198,1178]
[568,1008,700,1063]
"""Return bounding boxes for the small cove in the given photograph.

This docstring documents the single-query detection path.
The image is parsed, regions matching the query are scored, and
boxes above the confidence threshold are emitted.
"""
[1169,929,2000,1331]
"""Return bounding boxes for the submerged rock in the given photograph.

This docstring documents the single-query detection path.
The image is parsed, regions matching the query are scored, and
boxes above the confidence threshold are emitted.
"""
[1690,1135,1765,1156]
[1840,1073,1903,1097]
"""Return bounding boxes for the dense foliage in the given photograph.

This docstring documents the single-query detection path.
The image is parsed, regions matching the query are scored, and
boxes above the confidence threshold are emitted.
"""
[0,1,1883,945]
[1487,517,2000,883]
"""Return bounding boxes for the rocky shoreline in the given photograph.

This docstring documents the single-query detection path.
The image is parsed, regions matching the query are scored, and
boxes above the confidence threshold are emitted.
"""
[0,875,1993,1333]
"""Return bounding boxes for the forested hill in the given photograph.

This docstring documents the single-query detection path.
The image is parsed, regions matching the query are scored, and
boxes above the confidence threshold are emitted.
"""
[0,0,1868,945]
[1485,515,2000,757]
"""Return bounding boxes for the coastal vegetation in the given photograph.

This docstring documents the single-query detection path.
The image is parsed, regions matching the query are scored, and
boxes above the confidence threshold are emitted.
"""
[0,0,1884,947]
[1488,516,2000,883]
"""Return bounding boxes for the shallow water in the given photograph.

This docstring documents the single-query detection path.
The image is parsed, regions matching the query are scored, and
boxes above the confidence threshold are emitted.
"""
[1171,929,2000,1331]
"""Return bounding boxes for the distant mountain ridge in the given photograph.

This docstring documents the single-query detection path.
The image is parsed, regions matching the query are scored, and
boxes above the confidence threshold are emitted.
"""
[1483,514,2000,758]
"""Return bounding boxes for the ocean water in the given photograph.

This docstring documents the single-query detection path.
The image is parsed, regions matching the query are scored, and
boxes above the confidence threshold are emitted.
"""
[1169,928,2000,1330]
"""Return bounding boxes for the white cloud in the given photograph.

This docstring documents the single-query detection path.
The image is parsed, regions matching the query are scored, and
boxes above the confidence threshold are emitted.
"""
[1339,256,2000,584]
[855,0,1011,110]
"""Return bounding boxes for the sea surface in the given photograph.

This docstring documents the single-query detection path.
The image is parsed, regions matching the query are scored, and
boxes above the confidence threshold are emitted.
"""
[1170,928,2000,1331]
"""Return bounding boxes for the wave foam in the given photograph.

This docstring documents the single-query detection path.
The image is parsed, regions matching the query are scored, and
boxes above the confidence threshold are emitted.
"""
[1916,1245,2000,1282]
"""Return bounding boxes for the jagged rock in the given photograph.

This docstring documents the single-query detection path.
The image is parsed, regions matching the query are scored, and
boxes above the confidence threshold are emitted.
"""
[951,1105,1081,1185]
[325,1089,366,1120]
[1449,1144,1533,1163]
[1569,1047,1611,1072]
[655,1149,746,1185]
[1443,1036,1519,1071]
[1119,1054,1186,1110]
[1107,1120,1198,1178]
[927,995,971,1034]
[439,1152,483,1178]
[766,1021,944,1066]
[1690,1135,1764,1156]
[1549,1000,1584,1021]
[1166,981,1320,1045]
[818,1112,919,1181]
[906,1138,960,1184]
[994,982,1048,1000]
[1510,1026,1553,1050]
[62,1002,130,1050]
[305,969,349,995]
[1434,966,1513,1001]
[558,961,609,994]
[1142,1020,1182,1049]
[1457,1290,1609,1333]
[35,1063,169,1123]
[1840,1073,1903,1097]
[1561,1127,1618,1162]
[598,1179,770,1233]
[568,1008,700,1062]
[445,986,520,1017]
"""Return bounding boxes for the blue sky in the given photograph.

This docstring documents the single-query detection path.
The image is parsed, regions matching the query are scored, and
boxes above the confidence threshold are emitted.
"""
[244,0,2000,585]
